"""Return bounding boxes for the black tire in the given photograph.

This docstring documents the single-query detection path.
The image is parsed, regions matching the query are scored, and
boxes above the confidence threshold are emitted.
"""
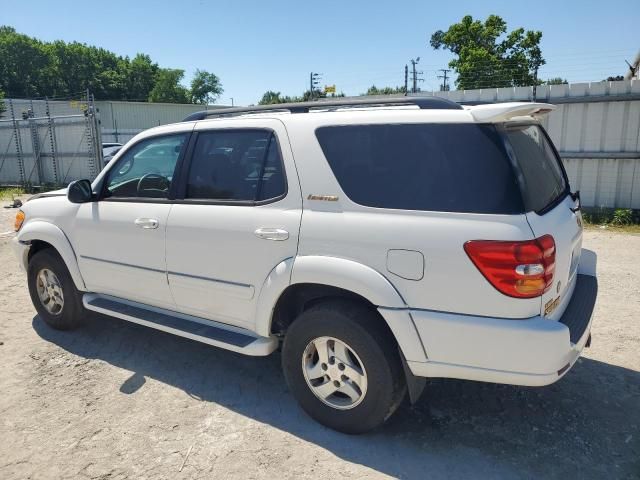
[281,299,406,434]
[27,248,86,330]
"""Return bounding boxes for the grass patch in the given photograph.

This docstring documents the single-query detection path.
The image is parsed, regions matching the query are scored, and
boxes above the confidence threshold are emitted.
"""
[582,207,639,225]
[0,187,26,199]
[582,207,640,233]
[584,224,640,234]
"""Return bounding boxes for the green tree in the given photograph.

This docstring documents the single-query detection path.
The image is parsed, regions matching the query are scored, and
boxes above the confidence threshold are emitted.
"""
[302,89,326,101]
[148,69,190,103]
[190,69,223,104]
[364,85,406,95]
[125,54,159,101]
[430,15,545,90]
[258,90,307,104]
[259,91,288,104]
[46,40,128,99]
[0,26,55,97]
[606,75,624,81]
[258,89,344,105]
[0,26,222,104]
[545,77,568,85]
[0,88,6,116]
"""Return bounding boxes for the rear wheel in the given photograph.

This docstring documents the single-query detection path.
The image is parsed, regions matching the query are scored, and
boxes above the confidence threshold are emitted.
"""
[27,248,86,330]
[282,299,406,434]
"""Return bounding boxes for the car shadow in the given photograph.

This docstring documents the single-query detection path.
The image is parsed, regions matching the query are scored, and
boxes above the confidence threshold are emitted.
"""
[32,313,640,479]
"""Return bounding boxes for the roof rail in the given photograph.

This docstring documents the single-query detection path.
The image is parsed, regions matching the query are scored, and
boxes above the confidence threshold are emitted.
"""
[182,96,462,121]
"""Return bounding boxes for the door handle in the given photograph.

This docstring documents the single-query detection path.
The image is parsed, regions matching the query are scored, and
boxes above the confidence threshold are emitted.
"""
[134,218,159,229]
[254,228,289,241]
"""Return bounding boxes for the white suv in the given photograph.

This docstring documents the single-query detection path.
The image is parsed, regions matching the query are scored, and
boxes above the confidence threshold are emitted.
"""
[12,97,598,433]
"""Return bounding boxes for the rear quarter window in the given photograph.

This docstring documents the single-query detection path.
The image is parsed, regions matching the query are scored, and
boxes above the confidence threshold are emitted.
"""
[503,125,568,213]
[315,123,524,214]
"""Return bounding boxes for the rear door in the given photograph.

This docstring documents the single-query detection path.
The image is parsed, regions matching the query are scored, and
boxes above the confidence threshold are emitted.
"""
[165,119,302,331]
[503,124,583,319]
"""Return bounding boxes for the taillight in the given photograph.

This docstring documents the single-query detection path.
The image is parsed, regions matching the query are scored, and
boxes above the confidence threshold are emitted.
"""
[464,235,555,299]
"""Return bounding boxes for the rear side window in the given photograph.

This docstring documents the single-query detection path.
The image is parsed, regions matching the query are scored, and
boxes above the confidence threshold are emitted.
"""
[503,125,567,213]
[185,130,286,201]
[315,124,523,214]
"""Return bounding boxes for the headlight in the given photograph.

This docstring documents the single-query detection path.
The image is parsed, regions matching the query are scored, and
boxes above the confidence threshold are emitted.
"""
[14,210,25,231]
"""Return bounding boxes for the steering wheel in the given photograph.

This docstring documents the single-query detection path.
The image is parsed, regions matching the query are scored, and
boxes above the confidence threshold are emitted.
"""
[137,173,169,195]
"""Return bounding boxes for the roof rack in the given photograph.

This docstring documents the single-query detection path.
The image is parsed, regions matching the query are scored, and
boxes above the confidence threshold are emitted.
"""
[182,96,462,121]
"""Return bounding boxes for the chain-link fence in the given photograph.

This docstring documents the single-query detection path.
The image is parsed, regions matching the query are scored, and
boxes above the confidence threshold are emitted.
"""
[0,92,103,188]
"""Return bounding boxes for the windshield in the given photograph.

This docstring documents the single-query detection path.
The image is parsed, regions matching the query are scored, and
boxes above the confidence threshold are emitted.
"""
[503,124,568,213]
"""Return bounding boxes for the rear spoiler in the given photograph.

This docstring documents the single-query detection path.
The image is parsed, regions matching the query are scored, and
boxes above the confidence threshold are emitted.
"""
[466,102,556,123]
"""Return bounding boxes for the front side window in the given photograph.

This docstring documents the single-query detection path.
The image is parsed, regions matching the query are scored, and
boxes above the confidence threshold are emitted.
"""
[185,129,286,201]
[104,133,187,199]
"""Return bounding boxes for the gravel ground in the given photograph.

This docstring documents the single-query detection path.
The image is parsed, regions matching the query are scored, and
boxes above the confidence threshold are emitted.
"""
[0,198,638,480]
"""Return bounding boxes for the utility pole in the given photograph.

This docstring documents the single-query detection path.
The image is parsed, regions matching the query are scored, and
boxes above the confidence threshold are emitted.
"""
[310,72,322,100]
[437,69,451,91]
[410,58,423,94]
[404,65,408,94]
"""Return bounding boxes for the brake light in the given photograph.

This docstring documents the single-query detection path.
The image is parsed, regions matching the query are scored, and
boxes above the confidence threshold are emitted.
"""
[464,235,555,298]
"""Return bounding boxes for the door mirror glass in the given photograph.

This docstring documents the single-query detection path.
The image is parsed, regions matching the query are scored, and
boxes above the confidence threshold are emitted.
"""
[67,179,93,203]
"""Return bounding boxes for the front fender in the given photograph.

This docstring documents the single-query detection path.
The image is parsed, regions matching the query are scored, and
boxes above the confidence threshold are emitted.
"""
[17,221,86,291]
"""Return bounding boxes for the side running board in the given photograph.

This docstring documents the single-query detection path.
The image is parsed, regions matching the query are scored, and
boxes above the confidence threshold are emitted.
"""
[83,294,278,356]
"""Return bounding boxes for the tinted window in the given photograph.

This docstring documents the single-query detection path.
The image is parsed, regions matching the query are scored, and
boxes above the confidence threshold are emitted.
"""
[504,125,567,213]
[315,124,523,214]
[105,133,187,199]
[186,130,286,201]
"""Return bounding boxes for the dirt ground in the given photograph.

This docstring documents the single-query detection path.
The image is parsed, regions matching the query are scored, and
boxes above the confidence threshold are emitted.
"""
[0,199,638,480]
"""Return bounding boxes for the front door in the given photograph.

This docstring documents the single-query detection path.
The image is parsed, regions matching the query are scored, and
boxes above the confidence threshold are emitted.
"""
[165,120,302,330]
[73,131,190,309]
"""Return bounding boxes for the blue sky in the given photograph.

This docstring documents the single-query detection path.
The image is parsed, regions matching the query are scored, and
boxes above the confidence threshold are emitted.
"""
[3,0,639,105]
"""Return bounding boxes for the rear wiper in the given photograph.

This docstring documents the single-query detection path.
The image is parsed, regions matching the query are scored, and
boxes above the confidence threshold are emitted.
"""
[570,190,581,213]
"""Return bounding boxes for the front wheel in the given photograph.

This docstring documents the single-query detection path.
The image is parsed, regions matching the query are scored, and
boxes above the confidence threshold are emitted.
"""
[27,248,86,330]
[281,300,406,434]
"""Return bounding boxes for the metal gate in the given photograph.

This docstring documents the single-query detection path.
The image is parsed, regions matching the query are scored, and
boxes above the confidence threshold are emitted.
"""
[0,92,103,187]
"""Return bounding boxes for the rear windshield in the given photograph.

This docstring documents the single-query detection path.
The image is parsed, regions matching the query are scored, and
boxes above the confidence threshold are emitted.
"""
[315,123,524,214]
[503,125,567,213]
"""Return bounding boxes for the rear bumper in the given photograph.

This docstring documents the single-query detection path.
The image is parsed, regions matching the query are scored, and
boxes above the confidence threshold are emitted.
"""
[405,273,598,386]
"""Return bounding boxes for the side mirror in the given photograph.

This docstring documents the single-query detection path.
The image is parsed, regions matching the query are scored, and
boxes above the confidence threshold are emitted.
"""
[67,179,94,204]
